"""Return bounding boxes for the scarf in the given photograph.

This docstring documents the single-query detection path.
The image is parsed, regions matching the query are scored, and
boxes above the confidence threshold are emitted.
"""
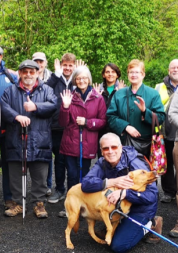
[76,85,92,101]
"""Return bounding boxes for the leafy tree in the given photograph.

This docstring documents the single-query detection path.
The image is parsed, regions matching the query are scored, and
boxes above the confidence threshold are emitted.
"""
[0,0,175,85]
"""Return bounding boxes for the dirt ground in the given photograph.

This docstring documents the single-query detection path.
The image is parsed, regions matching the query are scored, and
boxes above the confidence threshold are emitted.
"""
[0,164,178,253]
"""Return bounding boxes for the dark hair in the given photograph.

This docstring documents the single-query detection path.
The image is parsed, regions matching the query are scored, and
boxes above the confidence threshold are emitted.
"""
[102,63,121,91]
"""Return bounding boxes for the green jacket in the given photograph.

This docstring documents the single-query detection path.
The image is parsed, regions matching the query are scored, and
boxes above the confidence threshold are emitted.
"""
[107,83,165,142]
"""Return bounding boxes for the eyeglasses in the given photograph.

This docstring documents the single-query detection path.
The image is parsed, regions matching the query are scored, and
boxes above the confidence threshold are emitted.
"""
[128,71,142,75]
[76,77,88,81]
[21,69,36,75]
[102,146,119,152]
[170,66,178,70]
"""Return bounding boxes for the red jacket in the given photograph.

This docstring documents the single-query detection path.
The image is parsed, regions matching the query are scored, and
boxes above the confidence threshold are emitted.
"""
[59,89,107,159]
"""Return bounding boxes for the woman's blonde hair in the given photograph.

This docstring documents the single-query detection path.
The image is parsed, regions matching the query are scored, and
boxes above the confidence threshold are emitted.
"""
[127,59,145,74]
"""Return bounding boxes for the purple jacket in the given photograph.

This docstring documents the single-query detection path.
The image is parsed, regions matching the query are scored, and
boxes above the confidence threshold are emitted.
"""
[81,146,158,219]
[59,89,107,159]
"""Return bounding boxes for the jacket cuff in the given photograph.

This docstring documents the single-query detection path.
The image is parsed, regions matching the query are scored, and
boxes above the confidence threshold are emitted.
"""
[102,178,108,190]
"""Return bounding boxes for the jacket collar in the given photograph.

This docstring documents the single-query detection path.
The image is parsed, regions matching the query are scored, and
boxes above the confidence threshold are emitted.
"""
[128,83,145,96]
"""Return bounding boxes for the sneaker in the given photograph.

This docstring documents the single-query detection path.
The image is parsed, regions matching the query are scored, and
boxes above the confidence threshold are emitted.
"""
[58,209,67,218]
[47,190,65,203]
[34,202,48,218]
[46,188,52,196]
[5,203,23,217]
[169,221,178,238]
[160,194,175,203]
[4,200,16,210]
[145,216,163,244]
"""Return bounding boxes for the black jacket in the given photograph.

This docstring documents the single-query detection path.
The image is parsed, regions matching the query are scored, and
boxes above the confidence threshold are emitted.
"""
[47,73,73,130]
[1,80,57,162]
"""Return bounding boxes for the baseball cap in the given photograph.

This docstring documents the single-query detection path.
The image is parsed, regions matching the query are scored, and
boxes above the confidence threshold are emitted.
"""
[0,47,4,55]
[32,52,46,61]
[18,59,40,70]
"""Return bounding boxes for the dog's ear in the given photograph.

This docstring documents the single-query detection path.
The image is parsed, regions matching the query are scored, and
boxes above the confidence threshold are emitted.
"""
[128,171,134,179]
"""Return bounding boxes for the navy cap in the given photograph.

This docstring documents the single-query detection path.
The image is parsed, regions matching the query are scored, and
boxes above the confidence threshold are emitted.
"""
[0,47,3,55]
[19,59,39,70]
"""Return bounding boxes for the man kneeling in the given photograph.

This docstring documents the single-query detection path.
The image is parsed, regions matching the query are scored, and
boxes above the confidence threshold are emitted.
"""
[81,133,162,253]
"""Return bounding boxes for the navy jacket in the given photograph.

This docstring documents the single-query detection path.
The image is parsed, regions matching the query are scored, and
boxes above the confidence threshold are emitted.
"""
[1,80,57,162]
[82,146,158,219]
[47,73,73,130]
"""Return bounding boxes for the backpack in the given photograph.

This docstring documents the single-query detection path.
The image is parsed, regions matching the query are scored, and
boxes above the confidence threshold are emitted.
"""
[4,68,16,84]
[137,153,153,171]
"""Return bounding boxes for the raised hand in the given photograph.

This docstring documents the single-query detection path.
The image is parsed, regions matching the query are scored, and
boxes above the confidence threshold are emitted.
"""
[54,58,62,72]
[134,96,146,112]
[60,89,73,108]
[93,83,103,95]
[24,96,37,112]
[117,80,126,90]
[75,59,87,68]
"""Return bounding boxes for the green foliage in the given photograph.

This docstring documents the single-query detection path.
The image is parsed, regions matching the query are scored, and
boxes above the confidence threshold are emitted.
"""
[0,0,177,85]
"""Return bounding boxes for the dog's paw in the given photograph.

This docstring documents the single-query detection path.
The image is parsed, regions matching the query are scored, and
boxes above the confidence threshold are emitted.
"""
[66,243,74,249]
[105,238,112,245]
[98,239,107,245]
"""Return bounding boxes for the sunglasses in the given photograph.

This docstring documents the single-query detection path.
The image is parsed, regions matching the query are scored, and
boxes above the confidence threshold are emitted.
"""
[21,69,36,75]
[102,146,119,152]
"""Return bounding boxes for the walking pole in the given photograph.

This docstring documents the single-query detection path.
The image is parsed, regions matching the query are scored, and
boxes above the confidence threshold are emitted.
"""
[110,208,178,249]
[22,126,28,225]
[79,126,83,183]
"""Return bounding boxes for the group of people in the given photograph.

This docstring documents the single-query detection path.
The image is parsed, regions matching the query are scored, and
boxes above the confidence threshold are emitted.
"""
[1,45,178,252]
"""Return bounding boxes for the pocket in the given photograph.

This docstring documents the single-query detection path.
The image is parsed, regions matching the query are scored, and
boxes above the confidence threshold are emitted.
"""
[6,125,18,149]
[32,131,51,150]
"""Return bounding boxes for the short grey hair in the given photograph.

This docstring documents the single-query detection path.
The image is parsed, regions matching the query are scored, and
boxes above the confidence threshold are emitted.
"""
[169,59,178,69]
[72,66,92,87]
[99,133,121,147]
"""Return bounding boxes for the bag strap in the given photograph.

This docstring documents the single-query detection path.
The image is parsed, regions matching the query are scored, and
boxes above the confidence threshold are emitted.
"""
[126,87,129,121]
[152,112,161,135]
[4,68,16,84]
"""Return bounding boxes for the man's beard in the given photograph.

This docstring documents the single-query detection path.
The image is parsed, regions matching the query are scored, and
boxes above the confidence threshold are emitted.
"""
[23,78,34,86]
[170,74,178,83]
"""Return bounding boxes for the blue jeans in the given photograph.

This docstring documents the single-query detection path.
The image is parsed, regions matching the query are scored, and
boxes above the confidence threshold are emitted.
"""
[47,160,53,189]
[65,155,91,190]
[52,131,65,194]
[0,136,12,201]
[111,213,150,253]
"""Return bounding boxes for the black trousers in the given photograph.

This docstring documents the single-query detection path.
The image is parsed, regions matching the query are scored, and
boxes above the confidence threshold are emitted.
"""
[161,139,176,197]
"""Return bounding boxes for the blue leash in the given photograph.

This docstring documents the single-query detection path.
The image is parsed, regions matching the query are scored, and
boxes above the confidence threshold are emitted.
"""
[79,127,83,182]
[110,209,178,249]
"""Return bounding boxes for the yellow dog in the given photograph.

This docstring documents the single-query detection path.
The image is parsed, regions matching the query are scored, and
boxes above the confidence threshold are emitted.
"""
[65,169,157,249]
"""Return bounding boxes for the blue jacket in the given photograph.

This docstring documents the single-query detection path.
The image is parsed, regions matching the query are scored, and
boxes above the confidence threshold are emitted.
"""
[1,80,57,162]
[0,60,18,98]
[0,60,18,135]
[82,146,158,219]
